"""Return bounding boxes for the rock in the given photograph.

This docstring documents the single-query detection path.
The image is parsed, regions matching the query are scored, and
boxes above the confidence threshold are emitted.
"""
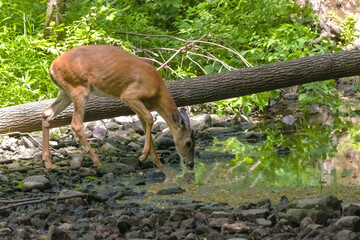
[281,208,311,226]
[157,187,185,195]
[85,120,105,131]
[238,209,269,220]
[17,148,34,160]
[210,211,235,220]
[335,229,360,240]
[345,204,360,217]
[128,142,141,150]
[93,126,107,140]
[22,175,50,191]
[117,215,132,234]
[210,114,228,127]
[105,121,120,130]
[282,115,296,125]
[153,116,168,132]
[96,163,136,176]
[255,218,272,227]
[250,227,268,240]
[108,130,131,143]
[0,174,9,182]
[99,142,117,153]
[0,228,12,237]
[288,195,342,212]
[221,221,251,234]
[145,170,166,183]
[335,216,360,232]
[208,218,235,228]
[47,225,72,240]
[70,153,83,169]
[243,132,267,144]
[190,114,212,130]
[154,131,175,150]
[21,136,35,148]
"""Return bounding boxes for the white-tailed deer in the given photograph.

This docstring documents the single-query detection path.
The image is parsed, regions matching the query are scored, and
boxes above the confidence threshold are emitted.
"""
[42,45,196,170]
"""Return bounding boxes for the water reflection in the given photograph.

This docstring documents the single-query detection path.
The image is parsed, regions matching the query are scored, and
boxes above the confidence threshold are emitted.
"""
[192,112,360,202]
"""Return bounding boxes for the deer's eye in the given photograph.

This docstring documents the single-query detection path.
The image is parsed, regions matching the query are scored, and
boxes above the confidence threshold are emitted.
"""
[185,140,192,148]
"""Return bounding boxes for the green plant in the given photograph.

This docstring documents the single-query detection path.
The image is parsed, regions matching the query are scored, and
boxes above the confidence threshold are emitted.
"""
[340,15,358,45]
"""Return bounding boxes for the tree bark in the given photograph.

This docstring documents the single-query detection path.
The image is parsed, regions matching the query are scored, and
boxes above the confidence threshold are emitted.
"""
[43,0,66,39]
[1,49,360,134]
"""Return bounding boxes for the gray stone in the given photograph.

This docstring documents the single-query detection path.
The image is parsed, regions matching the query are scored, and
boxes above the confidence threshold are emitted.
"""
[70,153,83,169]
[210,114,228,127]
[335,216,360,232]
[96,163,136,176]
[250,227,268,239]
[114,116,133,126]
[335,229,360,240]
[0,174,9,182]
[255,218,272,227]
[154,131,174,150]
[345,204,360,217]
[108,130,131,143]
[157,187,185,195]
[209,218,234,228]
[85,121,105,131]
[221,221,251,234]
[153,116,168,132]
[145,170,166,183]
[281,208,311,225]
[288,195,342,212]
[22,175,50,191]
[128,142,141,150]
[105,121,120,130]
[190,114,212,130]
[18,147,34,160]
[239,208,269,220]
[210,211,235,219]
[282,115,296,125]
[21,137,35,148]
[99,142,117,153]
[47,225,72,240]
[93,126,107,140]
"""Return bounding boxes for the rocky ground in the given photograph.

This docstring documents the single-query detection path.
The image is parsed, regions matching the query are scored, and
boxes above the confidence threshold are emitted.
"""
[1,112,360,239]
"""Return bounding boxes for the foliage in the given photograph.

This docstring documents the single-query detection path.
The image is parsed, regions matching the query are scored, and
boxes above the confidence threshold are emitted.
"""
[340,15,358,45]
[0,0,343,115]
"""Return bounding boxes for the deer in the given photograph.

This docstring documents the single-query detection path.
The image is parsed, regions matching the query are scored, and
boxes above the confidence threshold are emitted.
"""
[42,45,196,170]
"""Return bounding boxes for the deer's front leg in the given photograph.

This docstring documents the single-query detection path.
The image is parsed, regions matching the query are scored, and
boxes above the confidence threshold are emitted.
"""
[42,91,72,168]
[138,115,163,168]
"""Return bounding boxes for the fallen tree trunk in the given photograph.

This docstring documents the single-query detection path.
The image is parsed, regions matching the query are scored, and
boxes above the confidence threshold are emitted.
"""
[1,49,360,133]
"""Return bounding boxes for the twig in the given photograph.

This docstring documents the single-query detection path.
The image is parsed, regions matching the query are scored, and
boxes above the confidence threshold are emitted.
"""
[157,34,209,71]
[142,57,183,79]
[0,193,89,211]
[195,40,253,67]
[187,54,207,75]
[0,132,42,147]
[117,31,188,43]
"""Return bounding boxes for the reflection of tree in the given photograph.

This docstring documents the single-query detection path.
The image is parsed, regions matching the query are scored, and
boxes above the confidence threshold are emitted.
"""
[204,120,347,188]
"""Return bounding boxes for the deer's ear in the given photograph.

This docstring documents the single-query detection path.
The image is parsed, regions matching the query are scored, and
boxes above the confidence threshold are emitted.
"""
[179,108,190,127]
[172,109,183,128]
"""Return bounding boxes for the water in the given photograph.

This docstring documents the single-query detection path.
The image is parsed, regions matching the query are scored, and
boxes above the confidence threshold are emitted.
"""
[141,98,360,206]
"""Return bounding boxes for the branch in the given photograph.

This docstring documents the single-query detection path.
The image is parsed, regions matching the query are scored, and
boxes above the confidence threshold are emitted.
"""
[187,54,207,75]
[0,193,91,211]
[117,31,188,43]
[0,131,42,147]
[195,40,253,67]
[157,34,209,71]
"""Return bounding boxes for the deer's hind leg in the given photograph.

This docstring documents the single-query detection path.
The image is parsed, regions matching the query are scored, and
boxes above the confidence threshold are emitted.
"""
[70,87,102,167]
